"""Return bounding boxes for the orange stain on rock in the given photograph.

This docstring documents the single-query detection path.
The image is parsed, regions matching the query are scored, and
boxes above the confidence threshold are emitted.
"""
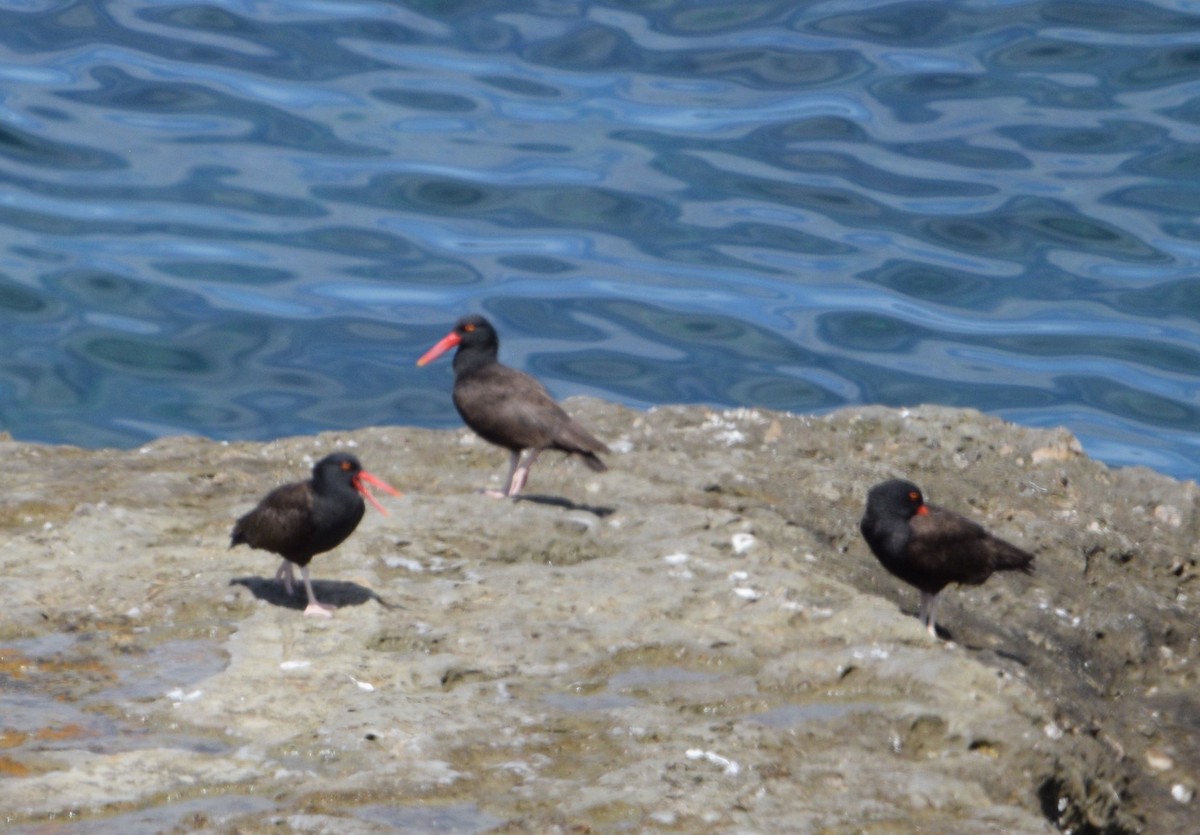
[0,729,28,749]
[0,648,31,679]
[34,723,91,743]
[0,756,31,777]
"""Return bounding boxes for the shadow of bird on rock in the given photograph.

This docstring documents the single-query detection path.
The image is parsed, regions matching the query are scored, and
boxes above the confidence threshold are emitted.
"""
[512,493,615,517]
[229,576,402,612]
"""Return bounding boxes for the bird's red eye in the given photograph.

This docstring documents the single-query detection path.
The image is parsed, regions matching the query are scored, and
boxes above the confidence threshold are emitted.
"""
[341,461,352,471]
[908,491,920,502]
[463,323,476,332]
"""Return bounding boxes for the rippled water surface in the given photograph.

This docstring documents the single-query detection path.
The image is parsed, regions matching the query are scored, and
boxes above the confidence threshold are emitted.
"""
[2,1,1199,479]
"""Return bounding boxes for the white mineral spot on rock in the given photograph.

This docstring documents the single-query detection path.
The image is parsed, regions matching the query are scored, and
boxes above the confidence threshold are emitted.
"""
[728,570,749,581]
[719,407,763,423]
[686,748,740,776]
[348,675,375,692]
[610,439,634,454]
[385,556,425,572]
[663,553,689,565]
[280,660,311,671]
[763,420,783,443]
[559,514,597,533]
[166,688,203,702]
[1145,749,1174,771]
[1044,722,1064,740]
[1153,505,1182,527]
[1171,784,1193,804]
[1030,434,1082,463]
[733,587,762,601]
[731,533,756,554]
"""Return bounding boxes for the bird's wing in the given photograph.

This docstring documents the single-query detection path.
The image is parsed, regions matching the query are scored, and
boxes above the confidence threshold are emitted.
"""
[909,505,1031,584]
[455,365,574,448]
[906,506,993,582]
[231,482,317,556]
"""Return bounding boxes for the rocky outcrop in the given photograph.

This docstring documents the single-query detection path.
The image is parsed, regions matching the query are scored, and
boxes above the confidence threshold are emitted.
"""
[0,402,1195,832]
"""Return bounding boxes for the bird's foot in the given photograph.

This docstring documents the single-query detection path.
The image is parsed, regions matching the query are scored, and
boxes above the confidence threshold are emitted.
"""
[481,488,510,499]
[302,601,335,619]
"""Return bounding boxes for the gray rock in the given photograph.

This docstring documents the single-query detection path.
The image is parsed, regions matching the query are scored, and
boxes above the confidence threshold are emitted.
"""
[0,402,1194,833]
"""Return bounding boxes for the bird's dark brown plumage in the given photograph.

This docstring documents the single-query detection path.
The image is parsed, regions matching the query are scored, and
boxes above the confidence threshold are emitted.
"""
[859,478,1034,637]
[230,452,398,617]
[417,314,608,496]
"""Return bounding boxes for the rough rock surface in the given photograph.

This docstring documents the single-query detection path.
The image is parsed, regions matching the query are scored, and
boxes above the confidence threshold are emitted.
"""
[0,401,1195,833]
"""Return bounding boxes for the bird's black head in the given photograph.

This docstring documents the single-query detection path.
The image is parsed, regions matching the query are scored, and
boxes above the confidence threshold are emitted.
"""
[312,452,400,513]
[416,313,500,375]
[865,478,927,520]
[451,314,498,351]
[312,452,363,489]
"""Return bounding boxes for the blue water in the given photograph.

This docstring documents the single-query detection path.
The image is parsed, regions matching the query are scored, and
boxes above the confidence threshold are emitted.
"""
[1,1,1198,480]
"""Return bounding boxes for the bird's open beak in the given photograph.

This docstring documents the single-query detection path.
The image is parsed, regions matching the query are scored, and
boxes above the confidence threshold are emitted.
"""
[416,331,462,366]
[352,471,402,515]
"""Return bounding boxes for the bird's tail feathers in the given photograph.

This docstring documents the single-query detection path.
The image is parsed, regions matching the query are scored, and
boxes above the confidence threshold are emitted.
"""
[579,451,607,472]
[997,544,1035,574]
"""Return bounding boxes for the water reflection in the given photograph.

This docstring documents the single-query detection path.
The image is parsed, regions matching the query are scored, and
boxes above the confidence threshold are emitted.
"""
[0,0,1197,481]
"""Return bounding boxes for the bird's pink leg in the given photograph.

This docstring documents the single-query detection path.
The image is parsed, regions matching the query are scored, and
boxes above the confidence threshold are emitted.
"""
[300,566,334,619]
[275,560,296,595]
[918,591,939,638]
[484,451,522,498]
[505,449,541,497]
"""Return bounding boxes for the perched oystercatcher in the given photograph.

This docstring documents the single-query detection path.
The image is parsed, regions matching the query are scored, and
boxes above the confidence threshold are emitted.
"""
[859,479,1034,637]
[230,452,400,618]
[417,314,608,498]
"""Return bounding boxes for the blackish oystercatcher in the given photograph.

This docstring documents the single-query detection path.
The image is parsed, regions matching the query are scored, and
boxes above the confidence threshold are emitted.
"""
[417,314,608,497]
[859,479,1034,637]
[230,452,400,618]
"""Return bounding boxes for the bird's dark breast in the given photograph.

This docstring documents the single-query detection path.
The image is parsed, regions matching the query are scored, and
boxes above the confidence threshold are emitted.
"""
[860,514,941,593]
[306,496,366,555]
